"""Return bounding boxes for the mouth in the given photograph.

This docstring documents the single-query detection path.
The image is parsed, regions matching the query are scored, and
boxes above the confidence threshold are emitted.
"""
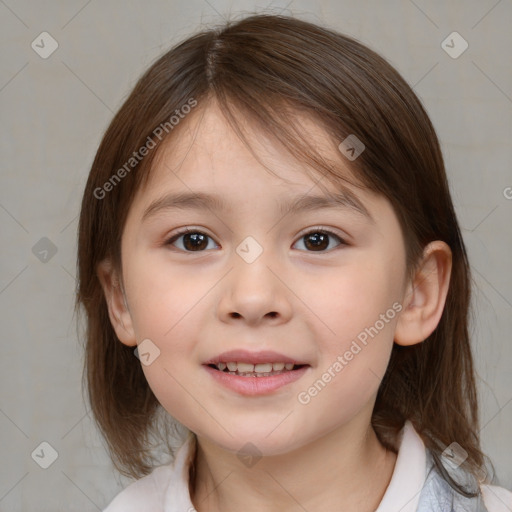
[206,361,309,377]
[202,349,311,395]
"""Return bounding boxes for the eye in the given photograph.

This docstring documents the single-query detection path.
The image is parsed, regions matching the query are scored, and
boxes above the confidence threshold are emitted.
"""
[165,228,219,252]
[293,227,346,252]
[165,226,347,253]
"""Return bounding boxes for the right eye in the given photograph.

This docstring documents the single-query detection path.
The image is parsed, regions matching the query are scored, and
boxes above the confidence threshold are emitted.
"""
[165,228,220,252]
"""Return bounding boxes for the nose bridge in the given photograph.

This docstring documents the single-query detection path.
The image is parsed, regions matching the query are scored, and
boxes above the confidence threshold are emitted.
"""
[218,233,291,324]
[232,233,278,297]
[235,234,267,266]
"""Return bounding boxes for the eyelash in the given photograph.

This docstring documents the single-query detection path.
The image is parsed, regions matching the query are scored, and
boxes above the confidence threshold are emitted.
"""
[164,226,347,253]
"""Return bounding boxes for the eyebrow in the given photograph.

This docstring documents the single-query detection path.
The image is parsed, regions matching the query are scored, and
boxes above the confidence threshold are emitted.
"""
[141,189,373,223]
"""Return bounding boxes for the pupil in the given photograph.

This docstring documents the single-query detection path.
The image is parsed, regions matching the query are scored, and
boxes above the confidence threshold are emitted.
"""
[305,232,328,251]
[184,233,208,251]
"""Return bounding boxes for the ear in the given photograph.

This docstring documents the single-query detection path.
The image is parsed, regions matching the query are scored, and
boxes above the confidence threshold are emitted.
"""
[96,259,137,347]
[394,241,452,346]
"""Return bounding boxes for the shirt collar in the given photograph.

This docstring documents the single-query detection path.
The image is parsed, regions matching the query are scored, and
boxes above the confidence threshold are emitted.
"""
[163,430,197,511]
[375,420,426,512]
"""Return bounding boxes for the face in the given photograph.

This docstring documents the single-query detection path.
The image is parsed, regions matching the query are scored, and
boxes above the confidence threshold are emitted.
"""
[115,101,409,456]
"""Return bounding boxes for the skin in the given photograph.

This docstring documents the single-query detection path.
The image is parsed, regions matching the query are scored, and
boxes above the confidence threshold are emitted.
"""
[98,99,452,511]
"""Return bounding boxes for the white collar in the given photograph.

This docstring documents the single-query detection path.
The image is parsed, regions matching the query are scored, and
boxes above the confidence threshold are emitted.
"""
[375,420,426,512]
[164,420,426,511]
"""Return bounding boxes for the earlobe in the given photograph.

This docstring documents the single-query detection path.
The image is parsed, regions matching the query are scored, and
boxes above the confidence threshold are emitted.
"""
[394,241,452,347]
[96,259,137,347]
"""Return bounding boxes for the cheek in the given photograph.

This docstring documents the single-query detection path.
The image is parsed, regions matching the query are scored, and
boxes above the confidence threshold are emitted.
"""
[139,361,208,433]
[124,256,215,388]
[297,301,397,431]
[300,255,401,406]
[312,255,402,345]
[125,255,207,339]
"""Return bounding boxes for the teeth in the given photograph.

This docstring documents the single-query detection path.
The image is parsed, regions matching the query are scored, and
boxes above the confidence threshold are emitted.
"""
[237,362,254,373]
[215,361,298,373]
[254,363,272,373]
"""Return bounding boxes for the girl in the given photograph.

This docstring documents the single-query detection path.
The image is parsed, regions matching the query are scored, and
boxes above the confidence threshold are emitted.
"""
[76,13,512,512]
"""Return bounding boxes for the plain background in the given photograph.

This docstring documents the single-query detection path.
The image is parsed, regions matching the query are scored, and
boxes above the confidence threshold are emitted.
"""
[1,0,511,510]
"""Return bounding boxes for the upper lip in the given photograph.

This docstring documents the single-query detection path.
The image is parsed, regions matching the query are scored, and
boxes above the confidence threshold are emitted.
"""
[204,349,308,365]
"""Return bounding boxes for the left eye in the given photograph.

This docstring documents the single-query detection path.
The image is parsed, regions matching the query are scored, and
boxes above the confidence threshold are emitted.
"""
[293,229,345,252]
[165,228,346,253]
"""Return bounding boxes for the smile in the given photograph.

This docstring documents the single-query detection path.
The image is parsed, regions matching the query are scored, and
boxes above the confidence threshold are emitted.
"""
[209,361,306,377]
[203,363,310,395]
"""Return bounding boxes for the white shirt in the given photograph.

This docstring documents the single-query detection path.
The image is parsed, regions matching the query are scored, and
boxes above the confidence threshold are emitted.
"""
[104,421,512,511]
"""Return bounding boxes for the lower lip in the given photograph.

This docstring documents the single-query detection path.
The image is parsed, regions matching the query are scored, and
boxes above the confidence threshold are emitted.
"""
[203,365,310,396]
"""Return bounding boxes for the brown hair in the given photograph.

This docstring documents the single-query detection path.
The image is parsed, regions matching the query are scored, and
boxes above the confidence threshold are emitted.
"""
[76,13,491,496]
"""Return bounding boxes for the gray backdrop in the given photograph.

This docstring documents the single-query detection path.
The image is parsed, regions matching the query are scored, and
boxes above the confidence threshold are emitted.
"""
[1,1,511,510]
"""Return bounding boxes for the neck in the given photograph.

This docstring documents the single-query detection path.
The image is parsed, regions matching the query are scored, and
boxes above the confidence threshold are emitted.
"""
[190,418,397,512]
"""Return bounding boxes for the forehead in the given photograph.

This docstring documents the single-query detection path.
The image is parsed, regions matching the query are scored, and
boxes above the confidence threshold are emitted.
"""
[141,100,365,201]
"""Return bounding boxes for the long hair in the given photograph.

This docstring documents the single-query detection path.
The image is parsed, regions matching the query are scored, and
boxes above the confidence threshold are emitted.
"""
[75,13,488,495]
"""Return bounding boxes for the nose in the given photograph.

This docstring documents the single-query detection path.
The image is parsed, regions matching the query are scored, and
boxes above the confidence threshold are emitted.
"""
[216,248,293,327]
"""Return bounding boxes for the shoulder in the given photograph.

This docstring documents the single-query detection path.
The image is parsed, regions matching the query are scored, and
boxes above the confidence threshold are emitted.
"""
[480,483,512,512]
[102,432,197,512]
[417,459,512,512]
[421,454,512,511]
[392,421,512,512]
[103,464,175,512]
